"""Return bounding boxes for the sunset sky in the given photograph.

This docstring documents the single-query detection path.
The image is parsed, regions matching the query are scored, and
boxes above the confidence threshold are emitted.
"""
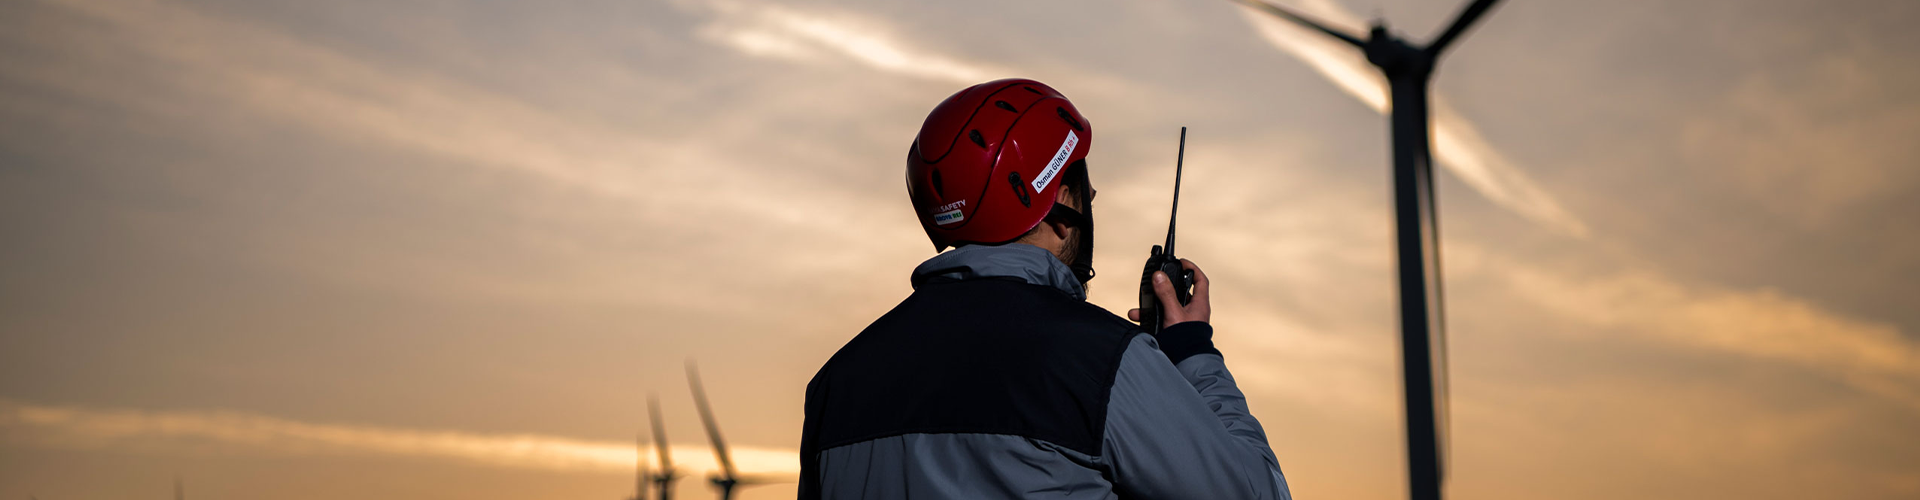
[3,0,1918,499]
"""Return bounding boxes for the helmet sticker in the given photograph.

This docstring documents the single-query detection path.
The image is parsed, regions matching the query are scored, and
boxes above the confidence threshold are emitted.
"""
[934,208,965,225]
[1030,130,1079,193]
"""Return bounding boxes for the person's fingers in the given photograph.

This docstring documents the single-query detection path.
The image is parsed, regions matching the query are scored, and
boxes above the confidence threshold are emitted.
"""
[1151,271,1181,323]
[1183,259,1209,304]
[1127,308,1142,321]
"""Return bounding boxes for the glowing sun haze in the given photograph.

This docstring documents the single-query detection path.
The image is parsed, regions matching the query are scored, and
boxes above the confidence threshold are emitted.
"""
[2,0,1917,499]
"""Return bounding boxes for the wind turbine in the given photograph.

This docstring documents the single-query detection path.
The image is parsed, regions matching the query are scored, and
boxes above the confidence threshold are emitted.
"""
[648,395,682,500]
[1231,1,1505,499]
[686,361,778,500]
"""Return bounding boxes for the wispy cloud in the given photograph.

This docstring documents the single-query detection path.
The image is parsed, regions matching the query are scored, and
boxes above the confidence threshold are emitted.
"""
[0,400,799,475]
[693,0,1001,83]
[9,0,920,314]
[1236,0,1590,238]
[23,0,874,235]
[1472,253,1920,413]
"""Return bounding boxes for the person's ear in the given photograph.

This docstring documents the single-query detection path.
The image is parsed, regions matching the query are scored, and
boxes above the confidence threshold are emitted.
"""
[1044,219,1073,240]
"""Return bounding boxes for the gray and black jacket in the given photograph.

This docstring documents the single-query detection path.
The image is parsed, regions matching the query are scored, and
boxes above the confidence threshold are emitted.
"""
[799,243,1291,499]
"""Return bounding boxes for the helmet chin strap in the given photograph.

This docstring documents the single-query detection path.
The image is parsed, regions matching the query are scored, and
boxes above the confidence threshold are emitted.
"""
[1070,216,1096,284]
[1050,160,1096,285]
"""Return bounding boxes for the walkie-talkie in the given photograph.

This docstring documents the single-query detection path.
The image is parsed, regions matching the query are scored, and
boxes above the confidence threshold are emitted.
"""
[1138,127,1196,334]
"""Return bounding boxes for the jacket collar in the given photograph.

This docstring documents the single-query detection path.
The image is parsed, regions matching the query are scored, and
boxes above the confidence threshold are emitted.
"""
[910,243,1085,300]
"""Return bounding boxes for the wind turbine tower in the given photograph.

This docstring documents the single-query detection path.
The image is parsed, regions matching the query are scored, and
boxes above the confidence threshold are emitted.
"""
[1232,1,1506,499]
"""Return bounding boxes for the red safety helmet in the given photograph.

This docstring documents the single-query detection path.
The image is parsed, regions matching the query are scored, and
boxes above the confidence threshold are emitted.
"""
[906,78,1093,251]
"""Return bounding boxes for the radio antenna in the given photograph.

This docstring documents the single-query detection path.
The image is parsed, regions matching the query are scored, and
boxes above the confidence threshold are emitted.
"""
[1165,126,1187,256]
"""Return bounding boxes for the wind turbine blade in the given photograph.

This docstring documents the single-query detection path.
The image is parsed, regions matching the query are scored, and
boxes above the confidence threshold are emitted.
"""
[1425,0,1502,56]
[1229,0,1365,47]
[685,360,738,480]
[648,395,673,471]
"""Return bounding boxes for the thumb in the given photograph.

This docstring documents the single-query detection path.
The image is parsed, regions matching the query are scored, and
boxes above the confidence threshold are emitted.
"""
[1151,271,1179,315]
[1127,308,1142,321]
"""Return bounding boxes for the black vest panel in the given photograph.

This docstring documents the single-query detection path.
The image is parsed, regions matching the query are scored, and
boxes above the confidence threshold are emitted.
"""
[802,278,1142,457]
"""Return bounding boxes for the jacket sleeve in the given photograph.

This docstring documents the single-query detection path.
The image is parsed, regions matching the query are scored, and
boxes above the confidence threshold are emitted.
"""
[1102,322,1292,500]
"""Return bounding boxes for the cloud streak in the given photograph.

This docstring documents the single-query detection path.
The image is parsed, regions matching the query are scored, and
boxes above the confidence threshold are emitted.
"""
[695,0,1001,84]
[1475,254,1920,413]
[22,0,876,236]
[0,400,799,475]
[7,0,930,315]
[1236,0,1590,238]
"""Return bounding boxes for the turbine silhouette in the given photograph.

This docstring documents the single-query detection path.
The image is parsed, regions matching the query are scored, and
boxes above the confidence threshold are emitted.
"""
[648,395,681,500]
[1230,1,1506,499]
[686,360,784,500]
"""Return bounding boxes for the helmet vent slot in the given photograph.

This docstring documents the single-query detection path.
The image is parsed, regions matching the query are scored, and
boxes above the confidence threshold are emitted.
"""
[1056,107,1084,131]
[931,169,945,196]
[1023,86,1043,95]
[994,100,1017,112]
[1008,172,1032,207]
[969,129,987,148]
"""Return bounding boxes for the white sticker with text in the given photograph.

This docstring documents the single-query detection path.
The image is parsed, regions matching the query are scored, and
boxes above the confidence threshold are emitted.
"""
[1031,130,1078,193]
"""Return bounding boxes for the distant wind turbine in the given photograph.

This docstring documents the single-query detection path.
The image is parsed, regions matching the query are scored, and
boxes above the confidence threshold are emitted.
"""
[1231,1,1506,499]
[686,361,786,500]
[648,395,681,500]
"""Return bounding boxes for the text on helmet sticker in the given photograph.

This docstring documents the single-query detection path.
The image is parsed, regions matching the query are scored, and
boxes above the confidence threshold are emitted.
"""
[1031,130,1078,194]
[934,208,965,225]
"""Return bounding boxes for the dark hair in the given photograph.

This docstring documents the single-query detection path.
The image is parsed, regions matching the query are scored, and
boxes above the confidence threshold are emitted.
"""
[1061,159,1090,202]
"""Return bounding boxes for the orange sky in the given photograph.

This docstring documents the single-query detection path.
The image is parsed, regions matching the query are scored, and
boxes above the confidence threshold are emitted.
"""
[2,0,1918,499]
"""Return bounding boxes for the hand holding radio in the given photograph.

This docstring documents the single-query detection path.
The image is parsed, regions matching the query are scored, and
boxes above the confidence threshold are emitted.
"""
[1129,257,1209,329]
